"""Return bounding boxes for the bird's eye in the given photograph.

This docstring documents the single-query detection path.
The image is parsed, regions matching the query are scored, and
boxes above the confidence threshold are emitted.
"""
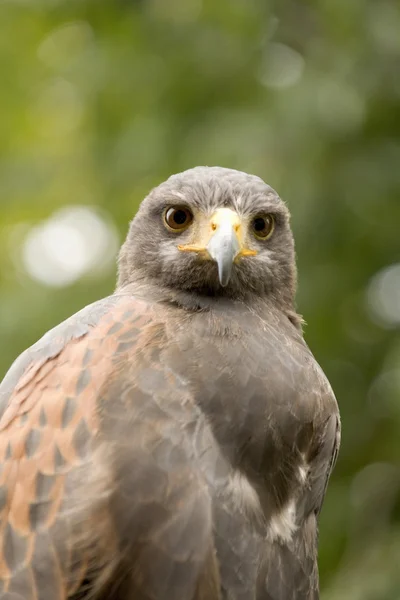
[251,214,275,240]
[164,206,193,231]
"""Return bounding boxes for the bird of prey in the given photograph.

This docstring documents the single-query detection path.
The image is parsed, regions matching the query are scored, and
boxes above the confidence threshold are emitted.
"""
[0,167,340,600]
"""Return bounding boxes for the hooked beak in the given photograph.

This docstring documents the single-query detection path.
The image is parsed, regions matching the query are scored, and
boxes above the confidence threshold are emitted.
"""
[178,208,257,287]
[206,210,241,286]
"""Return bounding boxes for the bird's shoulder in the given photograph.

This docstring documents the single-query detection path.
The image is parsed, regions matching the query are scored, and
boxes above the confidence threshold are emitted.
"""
[0,292,218,598]
[0,293,160,431]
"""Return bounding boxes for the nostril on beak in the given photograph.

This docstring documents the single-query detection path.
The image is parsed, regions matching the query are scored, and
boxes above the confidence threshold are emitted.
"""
[211,222,217,231]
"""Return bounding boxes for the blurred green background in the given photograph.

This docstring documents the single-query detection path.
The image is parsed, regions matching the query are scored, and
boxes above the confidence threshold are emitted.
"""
[1,0,399,597]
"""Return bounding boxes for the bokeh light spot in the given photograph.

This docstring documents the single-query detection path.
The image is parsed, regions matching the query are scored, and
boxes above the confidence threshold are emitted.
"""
[367,263,400,328]
[258,43,305,89]
[21,206,119,287]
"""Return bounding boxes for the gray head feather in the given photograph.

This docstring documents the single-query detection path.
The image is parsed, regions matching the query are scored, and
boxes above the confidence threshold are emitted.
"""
[117,166,297,308]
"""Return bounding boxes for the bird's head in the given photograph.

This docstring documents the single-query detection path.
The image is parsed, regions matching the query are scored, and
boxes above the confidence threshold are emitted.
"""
[118,167,297,306]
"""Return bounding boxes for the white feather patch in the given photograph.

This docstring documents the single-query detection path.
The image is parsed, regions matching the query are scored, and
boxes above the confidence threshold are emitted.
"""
[268,499,297,543]
[227,471,262,517]
[298,453,309,484]
[298,464,309,484]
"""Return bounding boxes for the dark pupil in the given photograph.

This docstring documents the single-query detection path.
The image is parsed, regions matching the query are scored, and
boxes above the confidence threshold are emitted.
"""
[254,217,267,232]
[173,210,187,225]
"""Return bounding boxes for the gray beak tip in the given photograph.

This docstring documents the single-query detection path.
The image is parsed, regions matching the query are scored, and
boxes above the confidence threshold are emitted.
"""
[218,268,231,287]
[207,236,239,287]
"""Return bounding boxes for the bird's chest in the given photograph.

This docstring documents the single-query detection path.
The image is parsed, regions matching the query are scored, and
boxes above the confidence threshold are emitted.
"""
[166,310,315,487]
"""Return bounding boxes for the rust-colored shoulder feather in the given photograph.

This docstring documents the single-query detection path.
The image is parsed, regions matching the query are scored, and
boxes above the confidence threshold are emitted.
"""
[0,295,220,600]
[0,296,153,598]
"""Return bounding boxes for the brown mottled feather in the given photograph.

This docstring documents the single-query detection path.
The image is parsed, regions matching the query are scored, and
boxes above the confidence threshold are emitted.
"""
[0,296,224,600]
[0,297,150,598]
[0,290,340,599]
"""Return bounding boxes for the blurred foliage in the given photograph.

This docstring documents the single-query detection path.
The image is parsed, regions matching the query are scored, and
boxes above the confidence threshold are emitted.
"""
[1,0,400,597]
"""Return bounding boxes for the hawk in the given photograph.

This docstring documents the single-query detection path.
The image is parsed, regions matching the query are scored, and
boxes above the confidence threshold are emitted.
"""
[0,167,340,600]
